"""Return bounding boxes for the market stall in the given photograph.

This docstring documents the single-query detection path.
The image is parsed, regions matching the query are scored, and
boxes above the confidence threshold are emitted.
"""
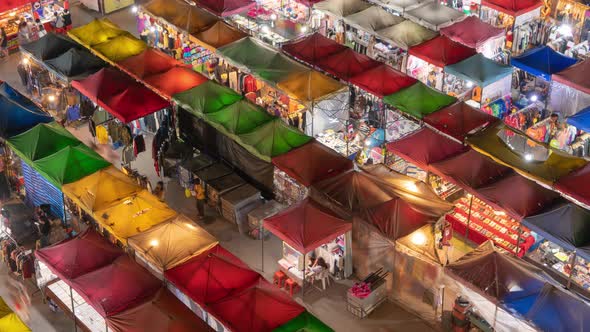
[0,296,30,332]
[550,59,590,118]
[403,1,465,31]
[79,0,133,14]
[370,0,432,16]
[384,82,457,119]
[282,32,347,66]
[317,48,380,81]
[0,0,33,54]
[195,0,255,17]
[422,101,499,142]
[440,16,506,59]
[0,83,52,138]
[263,198,352,290]
[406,35,476,91]
[444,53,513,108]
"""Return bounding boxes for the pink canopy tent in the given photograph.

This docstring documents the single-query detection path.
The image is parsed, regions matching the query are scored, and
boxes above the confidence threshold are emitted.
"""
[481,0,542,17]
[552,60,590,95]
[196,0,256,17]
[423,101,498,142]
[555,164,590,208]
[408,35,476,68]
[317,48,380,80]
[440,16,504,50]
[350,64,417,98]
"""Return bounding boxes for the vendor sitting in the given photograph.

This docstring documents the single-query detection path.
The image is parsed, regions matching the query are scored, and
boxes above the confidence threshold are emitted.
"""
[309,256,328,274]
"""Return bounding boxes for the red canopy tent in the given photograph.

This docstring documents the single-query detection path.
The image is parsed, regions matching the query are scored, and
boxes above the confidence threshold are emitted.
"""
[72,68,171,123]
[207,279,305,332]
[439,16,505,50]
[164,244,261,306]
[264,198,351,254]
[282,33,347,66]
[294,0,323,6]
[143,67,208,99]
[70,255,162,317]
[555,164,590,208]
[408,35,476,68]
[317,48,380,81]
[552,60,590,95]
[481,0,543,17]
[106,289,214,332]
[350,64,417,98]
[196,0,256,17]
[117,48,178,79]
[35,229,123,281]
[0,0,32,13]
[423,102,498,142]
[271,141,353,187]
[386,128,467,170]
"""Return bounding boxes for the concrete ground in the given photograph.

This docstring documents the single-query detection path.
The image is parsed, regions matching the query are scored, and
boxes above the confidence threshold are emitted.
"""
[0,2,437,331]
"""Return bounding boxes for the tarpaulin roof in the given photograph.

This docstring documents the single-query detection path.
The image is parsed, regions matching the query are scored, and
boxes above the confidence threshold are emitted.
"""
[106,288,214,332]
[423,101,499,141]
[344,6,405,32]
[173,80,243,117]
[117,48,180,78]
[314,0,371,17]
[351,64,416,98]
[0,297,30,332]
[142,0,218,34]
[264,198,351,253]
[556,164,590,208]
[440,16,505,50]
[511,46,577,81]
[143,66,208,99]
[70,255,162,317]
[272,140,353,187]
[276,70,346,104]
[376,20,437,50]
[91,34,148,62]
[282,33,347,65]
[318,48,380,80]
[408,35,476,68]
[20,33,80,61]
[237,119,312,161]
[445,53,513,87]
[386,128,467,170]
[378,0,433,14]
[7,122,80,162]
[196,0,255,17]
[295,0,323,6]
[567,106,590,132]
[274,312,333,332]
[481,0,543,17]
[35,229,124,281]
[164,244,261,305]
[384,82,457,119]
[467,123,588,184]
[0,84,52,138]
[476,173,560,219]
[32,145,111,188]
[431,149,512,189]
[62,166,142,214]
[404,2,465,31]
[67,18,125,47]
[193,21,248,50]
[206,99,273,138]
[207,279,305,332]
[0,0,32,12]
[72,68,170,123]
[44,48,106,80]
[94,190,177,243]
[127,215,218,271]
[551,59,590,95]
[522,203,590,261]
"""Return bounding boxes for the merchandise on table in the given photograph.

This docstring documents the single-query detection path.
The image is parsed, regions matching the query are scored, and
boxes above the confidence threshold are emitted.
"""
[273,168,308,205]
[246,200,284,240]
[528,240,590,291]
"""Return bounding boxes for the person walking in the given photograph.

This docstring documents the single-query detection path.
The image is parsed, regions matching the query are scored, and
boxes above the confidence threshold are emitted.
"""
[0,27,7,59]
[193,179,205,219]
[35,19,47,38]
[62,9,72,31]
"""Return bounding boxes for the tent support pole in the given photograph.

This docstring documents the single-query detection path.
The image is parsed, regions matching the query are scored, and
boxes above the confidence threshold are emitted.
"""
[465,194,473,240]
[302,260,306,302]
[567,251,577,289]
[70,286,77,332]
[515,226,522,257]
[62,193,67,227]
[260,221,264,272]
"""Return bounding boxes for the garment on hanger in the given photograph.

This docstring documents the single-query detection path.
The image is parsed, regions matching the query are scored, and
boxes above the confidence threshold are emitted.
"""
[96,125,109,144]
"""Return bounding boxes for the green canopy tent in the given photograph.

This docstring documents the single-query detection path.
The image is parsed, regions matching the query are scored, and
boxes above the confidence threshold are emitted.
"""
[273,311,334,332]
[383,82,456,119]
[206,99,273,139]
[238,118,312,161]
[33,145,110,188]
[172,81,243,117]
[7,122,81,163]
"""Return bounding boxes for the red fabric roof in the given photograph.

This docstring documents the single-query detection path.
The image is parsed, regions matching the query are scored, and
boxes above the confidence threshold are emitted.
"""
[361,198,434,240]
[35,229,123,281]
[476,173,560,219]
[207,279,305,332]
[350,64,417,98]
[431,149,512,189]
[106,289,214,332]
[408,35,476,68]
[164,245,260,306]
[282,33,347,65]
[294,0,323,6]
[72,68,170,123]
[196,0,255,16]
[556,164,590,208]
[144,67,208,99]
[439,16,505,50]
[271,141,352,187]
[423,102,498,142]
[70,255,162,317]
[386,128,467,170]
[264,198,351,253]
[552,60,590,95]
[0,0,32,13]
[481,0,543,16]
[117,49,179,79]
[317,48,380,80]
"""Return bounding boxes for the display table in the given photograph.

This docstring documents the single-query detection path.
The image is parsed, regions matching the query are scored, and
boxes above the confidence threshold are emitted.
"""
[46,279,106,332]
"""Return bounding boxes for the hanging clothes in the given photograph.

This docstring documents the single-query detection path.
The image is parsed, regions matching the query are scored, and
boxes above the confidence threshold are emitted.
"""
[133,135,146,156]
[66,105,80,122]
[96,126,109,144]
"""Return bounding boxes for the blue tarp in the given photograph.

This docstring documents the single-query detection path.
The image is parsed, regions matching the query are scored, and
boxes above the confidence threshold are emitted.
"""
[21,161,64,220]
[0,83,52,138]
[567,106,590,132]
[445,54,513,87]
[511,46,577,81]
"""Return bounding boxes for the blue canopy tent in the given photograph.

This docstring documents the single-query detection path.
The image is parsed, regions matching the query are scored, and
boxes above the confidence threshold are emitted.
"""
[0,83,52,138]
[511,46,577,82]
[567,106,590,132]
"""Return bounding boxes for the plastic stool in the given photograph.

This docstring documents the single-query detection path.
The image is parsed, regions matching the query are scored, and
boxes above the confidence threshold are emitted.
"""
[285,278,298,297]
[273,270,287,288]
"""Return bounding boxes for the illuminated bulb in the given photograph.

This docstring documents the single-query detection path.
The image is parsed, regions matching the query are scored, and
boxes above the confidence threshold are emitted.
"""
[47,95,55,102]
[270,14,277,20]
[365,140,371,146]
[524,153,533,161]
[466,81,473,88]
[149,26,156,32]
[22,58,29,65]
[404,182,419,193]
[410,231,427,246]
[558,25,573,37]
[150,239,159,247]
[301,26,307,33]
[131,5,138,13]
[530,95,538,102]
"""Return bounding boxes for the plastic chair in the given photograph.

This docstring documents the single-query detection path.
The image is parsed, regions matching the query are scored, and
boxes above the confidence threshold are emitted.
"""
[273,270,287,288]
[285,278,298,296]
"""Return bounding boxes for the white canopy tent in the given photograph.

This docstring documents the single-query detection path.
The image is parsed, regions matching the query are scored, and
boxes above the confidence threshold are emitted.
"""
[404,2,465,31]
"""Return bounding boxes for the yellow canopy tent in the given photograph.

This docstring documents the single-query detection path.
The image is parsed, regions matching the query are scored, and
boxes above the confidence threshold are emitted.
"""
[128,214,218,273]
[0,297,30,332]
[62,166,143,215]
[94,190,177,244]
[277,70,346,106]
[67,18,125,47]
[92,33,147,62]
